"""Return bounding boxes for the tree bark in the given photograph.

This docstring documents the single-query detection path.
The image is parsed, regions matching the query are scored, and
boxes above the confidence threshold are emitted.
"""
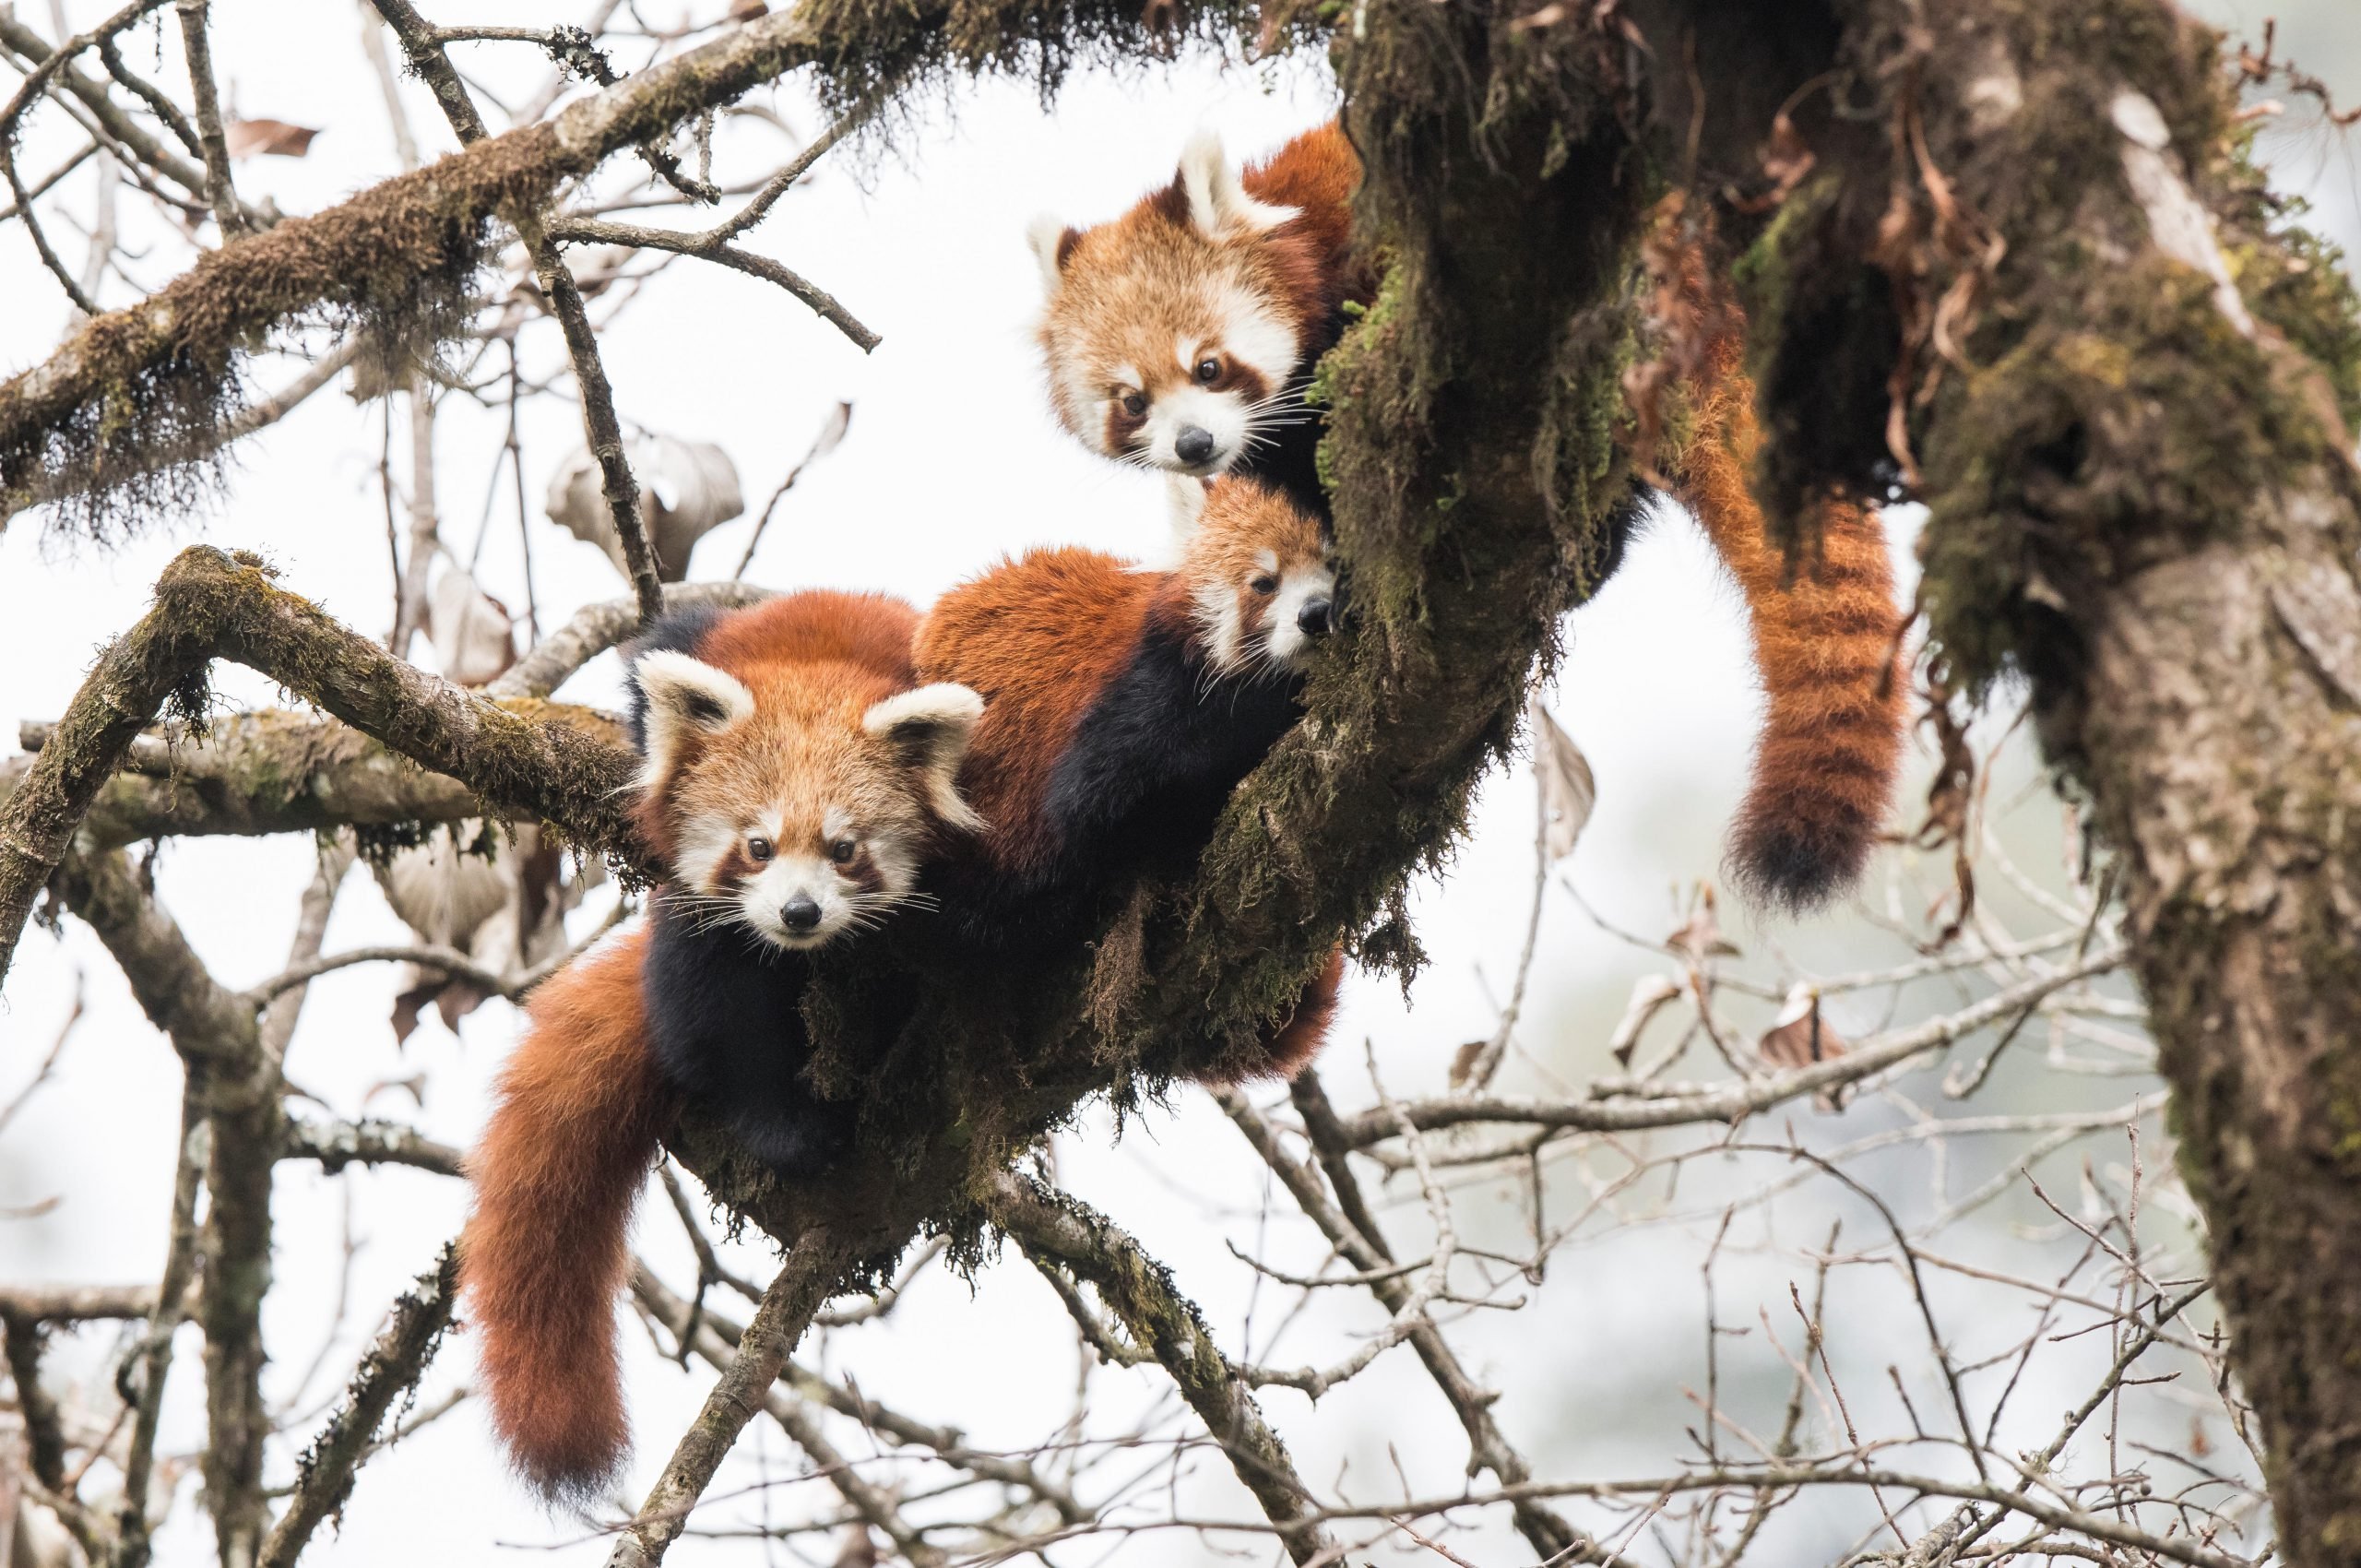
[1641,3,2361,1556]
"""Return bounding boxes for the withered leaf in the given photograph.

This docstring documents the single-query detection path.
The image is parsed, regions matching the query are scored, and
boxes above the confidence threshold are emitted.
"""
[1666,884,1741,962]
[1527,696,1596,863]
[1447,1038,1489,1089]
[1759,985,1849,1072]
[225,118,320,159]
[426,566,516,688]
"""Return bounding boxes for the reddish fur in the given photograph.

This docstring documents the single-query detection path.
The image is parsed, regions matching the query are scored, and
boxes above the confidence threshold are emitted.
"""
[913,481,1342,1077]
[469,590,952,1499]
[1679,330,1908,909]
[1240,119,1368,313]
[912,549,1157,883]
[628,591,925,866]
[458,929,666,1499]
[693,590,919,685]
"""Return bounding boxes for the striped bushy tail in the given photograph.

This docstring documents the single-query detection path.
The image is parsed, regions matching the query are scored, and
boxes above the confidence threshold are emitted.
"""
[1677,334,1909,912]
[459,929,668,1501]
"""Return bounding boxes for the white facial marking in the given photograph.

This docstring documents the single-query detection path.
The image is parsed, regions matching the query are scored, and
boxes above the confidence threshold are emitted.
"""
[674,815,746,893]
[1215,283,1299,386]
[738,852,858,951]
[1254,548,1279,576]
[1261,560,1339,671]
[1192,579,1246,673]
[1143,384,1251,474]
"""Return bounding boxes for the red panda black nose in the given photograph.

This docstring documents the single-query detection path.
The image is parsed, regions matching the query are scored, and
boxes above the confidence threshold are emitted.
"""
[1174,426,1216,466]
[781,897,823,932]
[1298,598,1334,636]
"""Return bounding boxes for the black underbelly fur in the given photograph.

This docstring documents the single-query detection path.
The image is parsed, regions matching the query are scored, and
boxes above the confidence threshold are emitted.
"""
[641,893,848,1175]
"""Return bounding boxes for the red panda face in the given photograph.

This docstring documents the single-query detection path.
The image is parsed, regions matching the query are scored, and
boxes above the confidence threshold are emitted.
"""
[1031,132,1311,480]
[634,651,984,951]
[1178,481,1336,677]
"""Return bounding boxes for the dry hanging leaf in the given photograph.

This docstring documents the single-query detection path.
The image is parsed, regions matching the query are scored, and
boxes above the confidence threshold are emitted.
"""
[1666,883,1742,962]
[1758,984,1848,1071]
[545,434,744,583]
[1607,974,1683,1067]
[1527,696,1596,863]
[729,0,769,17]
[224,117,320,159]
[1447,1038,1489,1088]
[426,566,516,687]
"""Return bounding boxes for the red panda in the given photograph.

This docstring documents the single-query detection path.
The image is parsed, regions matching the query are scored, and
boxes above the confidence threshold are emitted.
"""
[916,476,1344,1077]
[1033,121,1907,910]
[1029,121,1367,518]
[460,590,984,1502]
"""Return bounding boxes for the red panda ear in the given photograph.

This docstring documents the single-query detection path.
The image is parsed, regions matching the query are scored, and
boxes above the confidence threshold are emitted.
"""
[862,683,988,833]
[1026,214,1081,293]
[1178,129,1296,240]
[634,649,754,787]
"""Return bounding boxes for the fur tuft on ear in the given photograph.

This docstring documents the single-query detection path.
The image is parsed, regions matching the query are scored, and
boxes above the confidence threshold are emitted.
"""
[863,683,988,833]
[1026,213,1080,293]
[632,649,753,786]
[1178,129,1296,240]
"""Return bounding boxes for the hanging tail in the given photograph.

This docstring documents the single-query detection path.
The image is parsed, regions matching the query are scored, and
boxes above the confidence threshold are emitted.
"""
[1676,335,1908,912]
[459,928,668,1501]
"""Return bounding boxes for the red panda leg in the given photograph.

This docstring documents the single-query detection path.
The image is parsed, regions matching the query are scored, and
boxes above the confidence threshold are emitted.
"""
[459,930,669,1502]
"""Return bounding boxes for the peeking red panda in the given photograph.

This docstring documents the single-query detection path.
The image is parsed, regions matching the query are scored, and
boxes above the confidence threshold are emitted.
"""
[917,476,1344,1078]
[1031,121,1907,911]
[459,591,985,1501]
[1029,121,1365,519]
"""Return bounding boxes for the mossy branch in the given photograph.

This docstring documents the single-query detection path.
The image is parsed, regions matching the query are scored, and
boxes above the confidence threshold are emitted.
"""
[256,1244,458,1568]
[988,1171,1335,1566]
[0,545,647,989]
[1653,1,2361,1558]
[607,1234,853,1567]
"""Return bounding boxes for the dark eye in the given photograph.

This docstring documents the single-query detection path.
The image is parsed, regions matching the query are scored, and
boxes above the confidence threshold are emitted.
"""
[829,838,859,864]
[1249,574,1278,595]
[746,835,774,863]
[1121,391,1147,418]
[1194,356,1221,384]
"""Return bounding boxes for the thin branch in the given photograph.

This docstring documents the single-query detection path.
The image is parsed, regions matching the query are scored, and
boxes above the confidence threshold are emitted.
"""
[544,213,879,351]
[171,0,243,238]
[607,1235,851,1567]
[1333,953,2126,1149]
[255,1245,458,1568]
[989,1171,1335,1567]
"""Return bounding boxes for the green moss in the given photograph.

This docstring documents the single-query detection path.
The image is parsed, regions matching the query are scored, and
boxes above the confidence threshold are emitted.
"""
[1920,258,2342,697]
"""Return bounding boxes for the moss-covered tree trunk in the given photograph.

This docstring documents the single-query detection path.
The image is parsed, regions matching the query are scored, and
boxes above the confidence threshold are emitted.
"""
[1646,1,2361,1555]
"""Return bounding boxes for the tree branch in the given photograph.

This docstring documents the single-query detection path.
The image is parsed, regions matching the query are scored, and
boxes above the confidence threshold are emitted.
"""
[0,545,647,984]
[255,1245,457,1568]
[607,1235,851,1567]
[988,1171,1335,1566]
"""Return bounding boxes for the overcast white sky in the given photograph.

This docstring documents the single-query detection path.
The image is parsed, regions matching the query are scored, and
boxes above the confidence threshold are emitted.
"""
[0,4,2350,1563]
